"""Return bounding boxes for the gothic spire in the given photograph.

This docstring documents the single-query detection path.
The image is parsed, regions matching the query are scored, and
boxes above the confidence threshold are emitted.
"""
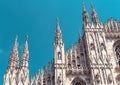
[20,35,29,68]
[91,3,99,26]
[55,18,63,45]
[82,1,90,28]
[19,35,29,85]
[8,35,19,69]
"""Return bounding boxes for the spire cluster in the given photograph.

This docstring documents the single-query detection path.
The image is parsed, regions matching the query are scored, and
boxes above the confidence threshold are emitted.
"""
[4,35,29,85]
[8,35,29,69]
[82,2,102,28]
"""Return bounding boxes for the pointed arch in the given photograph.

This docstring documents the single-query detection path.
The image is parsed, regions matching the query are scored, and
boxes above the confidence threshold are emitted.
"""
[71,77,86,85]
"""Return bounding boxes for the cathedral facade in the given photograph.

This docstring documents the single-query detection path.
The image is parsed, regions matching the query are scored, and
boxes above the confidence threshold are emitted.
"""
[3,2,120,85]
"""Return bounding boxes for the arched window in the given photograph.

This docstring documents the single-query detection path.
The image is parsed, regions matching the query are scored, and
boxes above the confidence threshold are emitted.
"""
[58,52,62,60]
[71,77,86,85]
[75,82,81,85]
[115,45,120,66]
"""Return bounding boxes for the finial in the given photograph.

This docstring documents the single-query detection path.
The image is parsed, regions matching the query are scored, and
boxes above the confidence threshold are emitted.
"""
[26,35,28,41]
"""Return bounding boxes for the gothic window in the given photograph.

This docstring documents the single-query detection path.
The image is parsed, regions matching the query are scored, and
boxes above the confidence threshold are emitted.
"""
[72,77,86,85]
[68,57,71,68]
[115,45,120,66]
[58,52,62,60]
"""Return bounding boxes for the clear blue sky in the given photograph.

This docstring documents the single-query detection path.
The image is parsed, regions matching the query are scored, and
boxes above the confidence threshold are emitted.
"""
[0,0,120,84]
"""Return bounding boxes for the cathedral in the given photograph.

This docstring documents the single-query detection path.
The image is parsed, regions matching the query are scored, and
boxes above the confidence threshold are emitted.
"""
[3,2,120,85]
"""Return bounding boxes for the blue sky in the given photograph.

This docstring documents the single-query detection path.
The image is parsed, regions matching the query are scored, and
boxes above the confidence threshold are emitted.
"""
[0,0,120,84]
